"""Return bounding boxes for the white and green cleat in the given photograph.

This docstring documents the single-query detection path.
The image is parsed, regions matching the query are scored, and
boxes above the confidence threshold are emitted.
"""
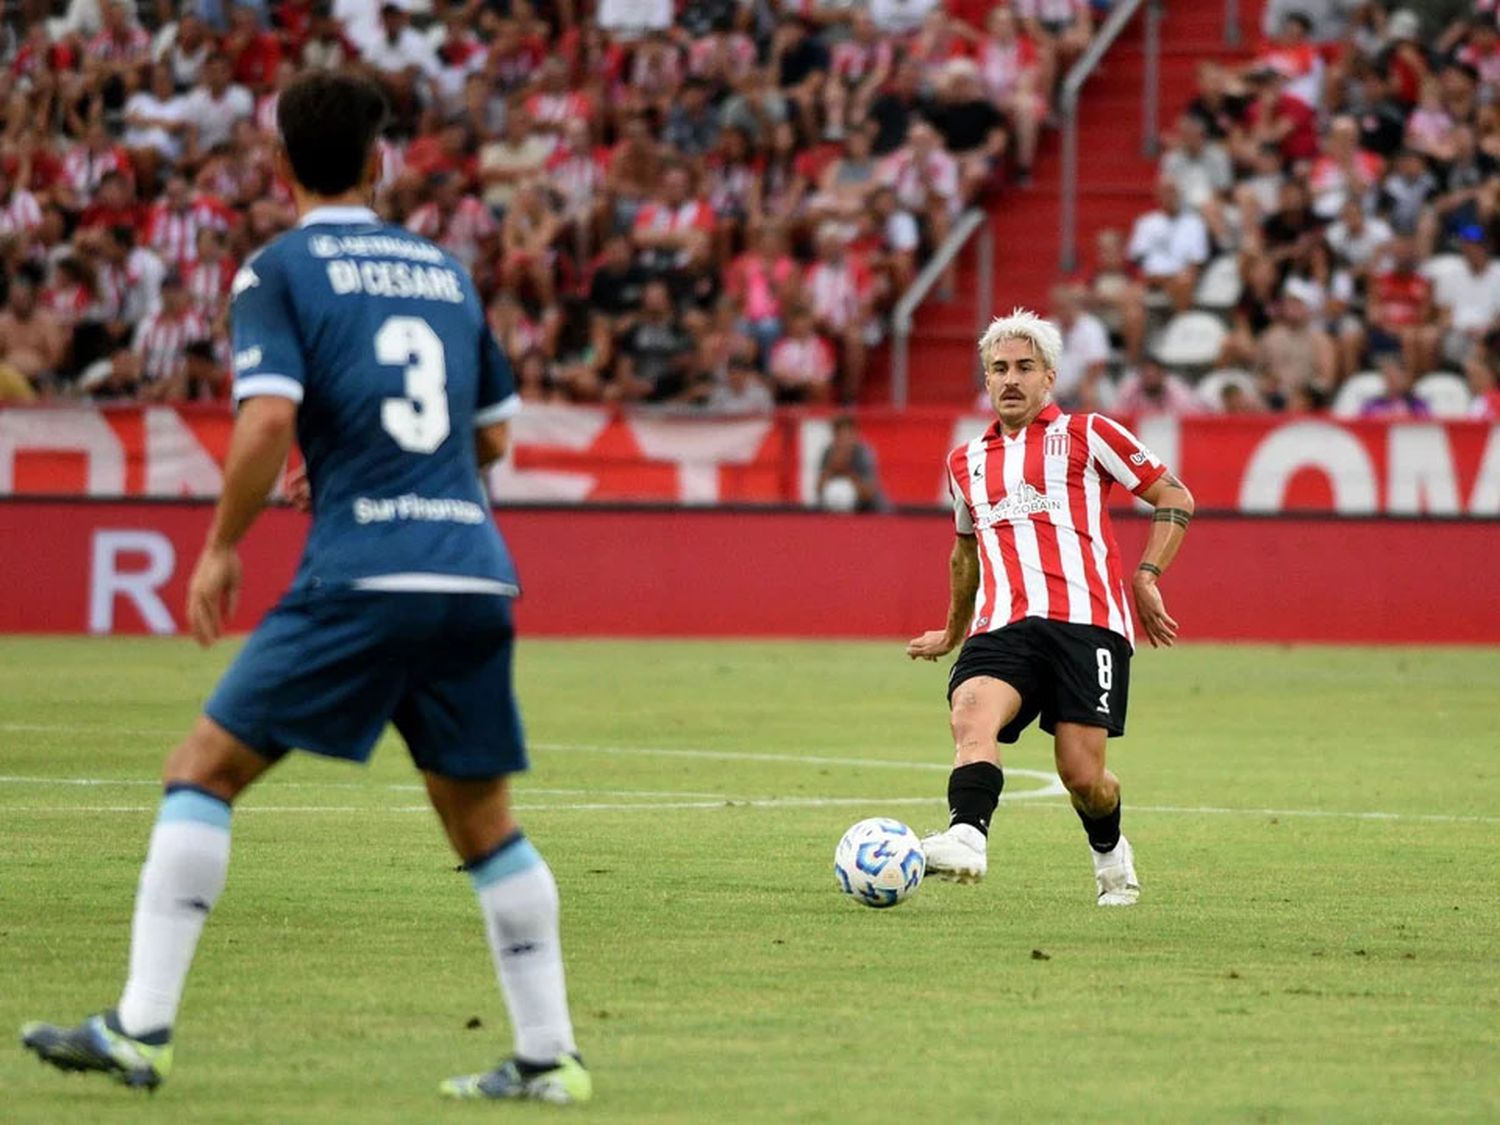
[20,1011,173,1091]
[441,1054,593,1104]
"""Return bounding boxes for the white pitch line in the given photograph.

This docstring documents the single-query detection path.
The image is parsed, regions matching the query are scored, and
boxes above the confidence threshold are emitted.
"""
[0,777,729,800]
[1,797,1497,824]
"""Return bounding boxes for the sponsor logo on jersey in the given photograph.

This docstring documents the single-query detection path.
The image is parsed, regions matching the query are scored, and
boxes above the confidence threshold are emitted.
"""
[980,481,1062,525]
[233,346,262,372]
[1129,450,1152,466]
[308,234,342,258]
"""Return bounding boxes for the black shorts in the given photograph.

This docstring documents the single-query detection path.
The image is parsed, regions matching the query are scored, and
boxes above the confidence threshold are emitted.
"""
[947,618,1132,744]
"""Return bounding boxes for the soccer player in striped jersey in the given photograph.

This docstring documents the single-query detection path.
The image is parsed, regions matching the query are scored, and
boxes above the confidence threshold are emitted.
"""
[907,309,1193,905]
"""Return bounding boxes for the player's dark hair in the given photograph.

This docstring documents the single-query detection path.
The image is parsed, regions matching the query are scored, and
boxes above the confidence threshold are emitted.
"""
[277,71,388,198]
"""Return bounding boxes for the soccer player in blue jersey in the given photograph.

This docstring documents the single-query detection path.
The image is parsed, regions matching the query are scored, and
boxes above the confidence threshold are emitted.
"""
[21,72,590,1105]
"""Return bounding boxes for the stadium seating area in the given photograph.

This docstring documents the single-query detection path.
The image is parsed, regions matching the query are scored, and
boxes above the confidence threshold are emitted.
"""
[1087,3,1500,421]
[0,0,1111,408]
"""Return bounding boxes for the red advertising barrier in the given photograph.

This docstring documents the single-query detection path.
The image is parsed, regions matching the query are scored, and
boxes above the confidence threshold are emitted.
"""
[2,405,1498,514]
[4,500,1496,643]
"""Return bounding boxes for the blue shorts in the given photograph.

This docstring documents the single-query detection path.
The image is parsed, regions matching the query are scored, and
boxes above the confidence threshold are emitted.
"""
[205,589,526,779]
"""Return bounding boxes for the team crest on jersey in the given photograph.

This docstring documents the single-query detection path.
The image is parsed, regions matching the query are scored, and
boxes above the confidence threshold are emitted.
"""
[1044,431,1070,458]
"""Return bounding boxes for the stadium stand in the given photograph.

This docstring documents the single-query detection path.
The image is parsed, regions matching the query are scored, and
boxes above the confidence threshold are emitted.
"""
[0,0,1109,409]
[1097,1,1500,418]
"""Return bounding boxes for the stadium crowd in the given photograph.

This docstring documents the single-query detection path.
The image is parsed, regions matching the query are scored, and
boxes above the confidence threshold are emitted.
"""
[0,0,1104,408]
[1078,2,1500,421]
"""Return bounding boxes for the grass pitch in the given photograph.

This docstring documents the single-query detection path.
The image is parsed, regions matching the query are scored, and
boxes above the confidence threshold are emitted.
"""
[2,637,1498,1124]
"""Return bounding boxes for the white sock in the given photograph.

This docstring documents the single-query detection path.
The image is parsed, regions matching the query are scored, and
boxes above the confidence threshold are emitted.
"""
[117,787,231,1036]
[469,834,577,1063]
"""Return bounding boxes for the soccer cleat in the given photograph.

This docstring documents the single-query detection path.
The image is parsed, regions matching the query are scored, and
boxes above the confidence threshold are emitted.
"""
[919,824,988,883]
[1092,835,1141,906]
[20,1011,173,1090]
[440,1053,592,1104]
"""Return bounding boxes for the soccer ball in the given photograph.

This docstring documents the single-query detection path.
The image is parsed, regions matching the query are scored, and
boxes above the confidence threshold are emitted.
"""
[834,818,926,908]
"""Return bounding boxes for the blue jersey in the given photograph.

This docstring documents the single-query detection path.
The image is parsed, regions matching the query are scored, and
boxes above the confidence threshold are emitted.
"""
[229,205,519,596]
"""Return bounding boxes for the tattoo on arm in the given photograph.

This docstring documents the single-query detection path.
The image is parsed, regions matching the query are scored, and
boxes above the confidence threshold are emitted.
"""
[1152,507,1193,528]
[1164,472,1185,489]
[1137,562,1162,578]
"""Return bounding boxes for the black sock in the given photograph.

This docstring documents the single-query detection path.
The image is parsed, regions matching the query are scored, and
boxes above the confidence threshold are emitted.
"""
[947,762,1004,835]
[1076,801,1122,853]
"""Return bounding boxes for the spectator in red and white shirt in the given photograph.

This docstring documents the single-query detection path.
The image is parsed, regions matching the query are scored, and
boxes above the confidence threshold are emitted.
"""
[88,0,151,70]
[825,10,895,138]
[145,175,232,269]
[500,181,563,305]
[1307,115,1383,220]
[880,119,960,247]
[61,120,134,210]
[727,224,799,359]
[545,119,608,258]
[804,223,877,398]
[78,171,142,234]
[1363,236,1440,373]
[223,3,283,91]
[186,227,236,323]
[632,165,714,275]
[406,173,498,274]
[687,27,758,88]
[131,273,208,397]
[431,9,488,107]
[905,10,974,71]
[1252,11,1323,109]
[1113,359,1204,417]
[524,60,594,137]
[0,168,43,238]
[769,305,837,403]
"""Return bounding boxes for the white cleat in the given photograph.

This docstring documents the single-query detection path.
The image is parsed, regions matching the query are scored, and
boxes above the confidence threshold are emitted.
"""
[1092,835,1140,906]
[920,824,988,883]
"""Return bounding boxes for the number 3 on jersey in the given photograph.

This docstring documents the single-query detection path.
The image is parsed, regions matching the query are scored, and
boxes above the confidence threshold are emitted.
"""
[377,315,450,454]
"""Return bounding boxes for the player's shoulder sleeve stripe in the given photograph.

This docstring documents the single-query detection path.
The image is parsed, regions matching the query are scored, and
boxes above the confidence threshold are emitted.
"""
[233,374,304,404]
[474,393,521,427]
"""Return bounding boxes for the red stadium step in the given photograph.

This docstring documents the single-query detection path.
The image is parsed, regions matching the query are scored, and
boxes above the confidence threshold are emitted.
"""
[891,0,1267,404]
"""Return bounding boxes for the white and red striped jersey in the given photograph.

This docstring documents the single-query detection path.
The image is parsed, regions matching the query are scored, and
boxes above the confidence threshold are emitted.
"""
[804,255,875,331]
[405,196,497,271]
[948,404,1167,646]
[186,255,235,319]
[880,148,960,214]
[62,144,133,196]
[145,197,233,268]
[686,33,757,84]
[0,188,43,236]
[977,35,1038,101]
[769,334,836,388]
[831,37,894,85]
[133,308,209,384]
[87,25,151,65]
[545,145,606,212]
[524,91,593,129]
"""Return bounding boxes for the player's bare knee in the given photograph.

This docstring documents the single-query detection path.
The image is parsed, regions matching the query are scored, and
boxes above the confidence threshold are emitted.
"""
[161,719,264,800]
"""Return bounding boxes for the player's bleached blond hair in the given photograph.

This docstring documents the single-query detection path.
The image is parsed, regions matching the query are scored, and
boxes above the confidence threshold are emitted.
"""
[977,308,1063,371]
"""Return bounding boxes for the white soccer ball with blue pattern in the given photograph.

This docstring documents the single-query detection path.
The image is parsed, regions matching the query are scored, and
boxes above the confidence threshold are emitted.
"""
[834,818,926,908]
